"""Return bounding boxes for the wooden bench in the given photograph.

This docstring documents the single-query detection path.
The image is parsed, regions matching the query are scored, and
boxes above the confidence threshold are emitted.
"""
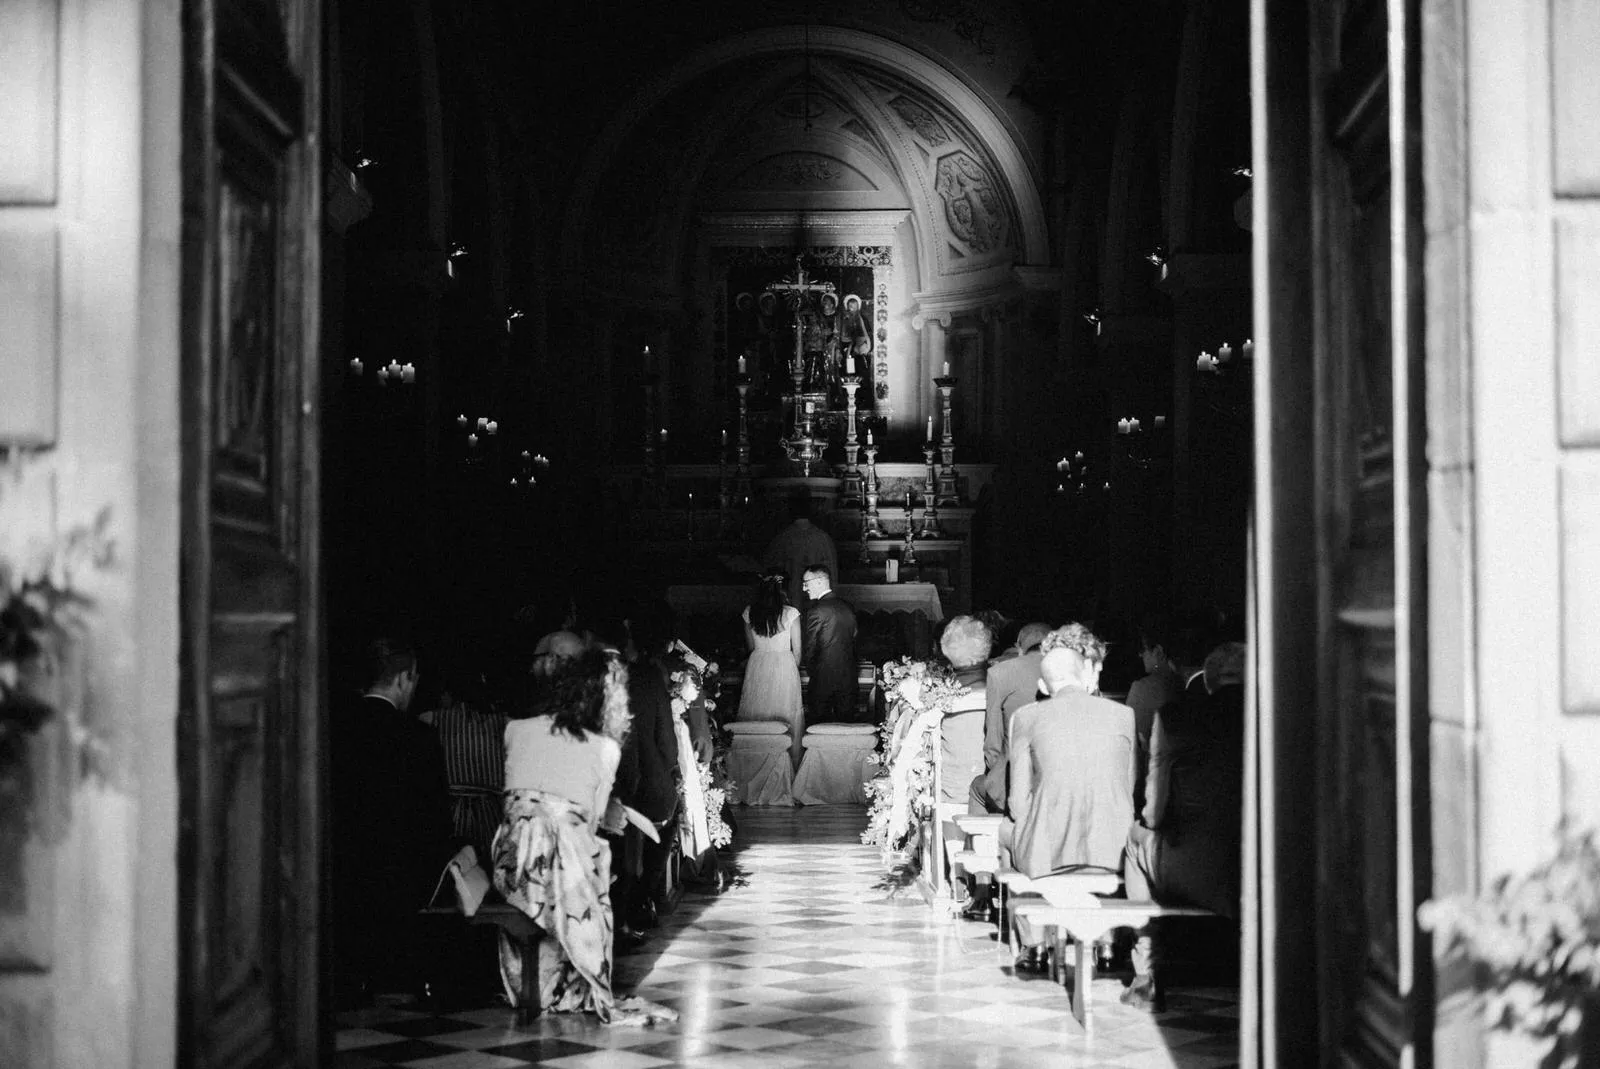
[1012,895,1216,1028]
[421,901,541,1023]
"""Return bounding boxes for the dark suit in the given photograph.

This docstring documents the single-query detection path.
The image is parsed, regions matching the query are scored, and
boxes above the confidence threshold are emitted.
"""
[970,648,1044,813]
[331,694,454,992]
[613,658,681,825]
[803,592,858,724]
[1125,683,1244,918]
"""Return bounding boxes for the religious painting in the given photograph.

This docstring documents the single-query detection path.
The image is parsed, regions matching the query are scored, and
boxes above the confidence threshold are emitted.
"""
[721,247,889,414]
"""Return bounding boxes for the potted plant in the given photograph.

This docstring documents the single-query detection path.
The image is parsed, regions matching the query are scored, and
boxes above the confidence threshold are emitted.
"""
[1419,823,1600,1068]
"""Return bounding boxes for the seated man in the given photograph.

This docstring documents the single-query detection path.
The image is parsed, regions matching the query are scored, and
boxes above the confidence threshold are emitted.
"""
[1003,624,1137,878]
[1121,641,1247,1010]
[969,621,1050,816]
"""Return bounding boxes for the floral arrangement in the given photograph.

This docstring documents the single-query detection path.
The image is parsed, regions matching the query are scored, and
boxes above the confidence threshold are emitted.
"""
[696,760,732,850]
[1420,823,1600,1051]
[1,509,113,752]
[861,657,970,852]
[667,641,735,852]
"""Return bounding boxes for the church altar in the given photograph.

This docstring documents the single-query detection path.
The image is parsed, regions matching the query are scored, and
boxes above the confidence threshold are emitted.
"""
[666,582,943,622]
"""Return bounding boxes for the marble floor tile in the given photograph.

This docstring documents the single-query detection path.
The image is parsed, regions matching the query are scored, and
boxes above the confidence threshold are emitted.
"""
[334,804,1239,1067]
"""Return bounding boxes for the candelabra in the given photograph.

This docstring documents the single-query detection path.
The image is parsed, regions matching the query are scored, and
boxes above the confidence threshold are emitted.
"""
[933,374,960,507]
[1194,339,1254,422]
[839,375,863,506]
[859,444,887,556]
[901,490,918,566]
[735,374,753,498]
[918,445,945,539]
[780,399,821,477]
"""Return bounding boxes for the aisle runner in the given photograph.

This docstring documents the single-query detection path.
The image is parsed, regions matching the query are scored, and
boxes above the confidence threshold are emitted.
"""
[334,805,1240,1068]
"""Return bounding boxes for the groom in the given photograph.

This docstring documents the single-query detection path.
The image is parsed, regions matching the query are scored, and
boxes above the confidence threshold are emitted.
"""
[801,565,858,725]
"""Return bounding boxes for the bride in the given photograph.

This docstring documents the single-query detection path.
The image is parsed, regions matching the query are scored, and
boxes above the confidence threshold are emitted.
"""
[736,572,806,766]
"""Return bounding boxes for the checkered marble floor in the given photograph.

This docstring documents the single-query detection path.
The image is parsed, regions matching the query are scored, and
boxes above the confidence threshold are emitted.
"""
[335,805,1239,1068]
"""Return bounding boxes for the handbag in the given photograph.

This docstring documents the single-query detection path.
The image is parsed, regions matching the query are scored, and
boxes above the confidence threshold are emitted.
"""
[428,844,490,916]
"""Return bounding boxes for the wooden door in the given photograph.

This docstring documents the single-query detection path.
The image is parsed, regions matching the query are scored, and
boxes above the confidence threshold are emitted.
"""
[178,1,323,1067]
[1310,0,1429,1063]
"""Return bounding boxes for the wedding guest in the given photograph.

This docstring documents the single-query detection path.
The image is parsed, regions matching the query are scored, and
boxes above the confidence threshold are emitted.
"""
[970,621,1050,815]
[1003,624,1136,878]
[330,638,453,1007]
[495,648,624,1019]
[1121,641,1247,1011]
[1125,614,1183,815]
[801,565,859,725]
[937,615,992,806]
[428,661,508,868]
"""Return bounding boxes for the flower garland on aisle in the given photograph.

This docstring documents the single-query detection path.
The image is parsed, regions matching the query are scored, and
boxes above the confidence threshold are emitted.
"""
[861,657,970,853]
[666,643,733,852]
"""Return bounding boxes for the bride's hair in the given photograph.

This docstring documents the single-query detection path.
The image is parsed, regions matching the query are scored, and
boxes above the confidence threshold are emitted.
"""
[750,572,789,637]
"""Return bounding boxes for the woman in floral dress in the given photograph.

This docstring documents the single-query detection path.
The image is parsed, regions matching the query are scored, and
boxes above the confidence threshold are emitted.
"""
[494,650,623,1020]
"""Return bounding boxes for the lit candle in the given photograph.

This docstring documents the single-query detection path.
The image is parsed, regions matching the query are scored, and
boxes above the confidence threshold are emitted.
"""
[738,355,747,374]
[388,360,402,377]
[467,433,479,447]
[457,414,468,428]
[743,494,750,508]
[688,492,695,508]
[376,365,389,383]
[521,450,531,459]
[1118,419,1131,435]
[942,361,950,376]
[866,429,874,445]
[1130,418,1141,433]
[478,416,488,431]
[1196,352,1216,372]
[926,416,934,441]
[1074,451,1084,462]
[847,356,856,374]
[509,477,517,487]
[486,420,498,435]
[401,363,415,384]
[1218,342,1234,365]
[1243,339,1255,359]
[1154,415,1167,429]
[1058,457,1068,471]
[349,357,363,375]
[721,429,728,447]
[660,427,667,442]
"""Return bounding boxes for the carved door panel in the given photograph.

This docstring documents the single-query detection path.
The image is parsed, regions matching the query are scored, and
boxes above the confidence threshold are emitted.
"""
[1312,0,1428,1064]
[179,1,322,1067]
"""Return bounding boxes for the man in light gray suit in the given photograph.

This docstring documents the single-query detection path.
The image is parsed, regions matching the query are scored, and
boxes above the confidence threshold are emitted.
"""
[1002,624,1137,879]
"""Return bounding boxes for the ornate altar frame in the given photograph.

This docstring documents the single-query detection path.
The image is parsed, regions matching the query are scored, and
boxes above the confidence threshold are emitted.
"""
[711,244,894,416]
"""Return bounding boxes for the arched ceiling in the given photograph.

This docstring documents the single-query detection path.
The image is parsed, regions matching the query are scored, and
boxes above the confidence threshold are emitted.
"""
[561,25,1050,299]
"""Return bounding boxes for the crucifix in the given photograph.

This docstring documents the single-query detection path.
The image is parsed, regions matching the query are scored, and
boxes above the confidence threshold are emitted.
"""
[765,255,836,392]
